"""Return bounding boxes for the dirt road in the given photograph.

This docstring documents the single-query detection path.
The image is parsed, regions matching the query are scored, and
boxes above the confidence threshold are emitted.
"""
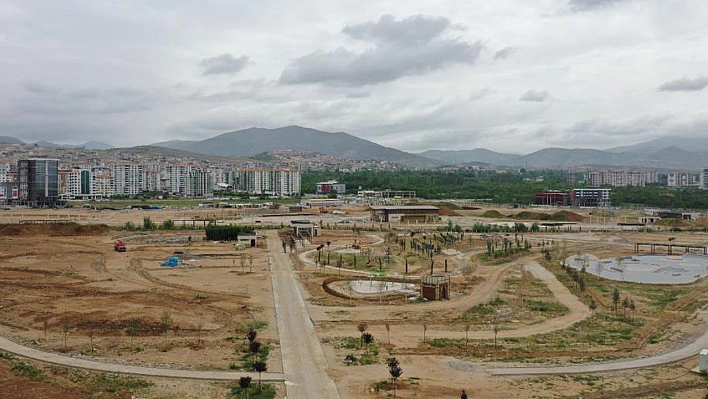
[267,231,341,398]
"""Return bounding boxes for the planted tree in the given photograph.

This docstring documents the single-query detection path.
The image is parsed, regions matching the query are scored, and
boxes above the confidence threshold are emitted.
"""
[357,323,368,348]
[387,357,403,398]
[249,340,262,362]
[159,310,173,344]
[362,332,374,354]
[61,312,72,348]
[612,289,621,314]
[238,376,252,399]
[246,330,257,344]
[126,316,142,349]
[253,360,267,389]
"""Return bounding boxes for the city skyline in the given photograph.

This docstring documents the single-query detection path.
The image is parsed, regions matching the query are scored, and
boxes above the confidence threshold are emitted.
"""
[1,1,707,153]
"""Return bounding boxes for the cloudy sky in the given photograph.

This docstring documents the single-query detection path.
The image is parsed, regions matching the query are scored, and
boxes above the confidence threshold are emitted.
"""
[1,0,706,153]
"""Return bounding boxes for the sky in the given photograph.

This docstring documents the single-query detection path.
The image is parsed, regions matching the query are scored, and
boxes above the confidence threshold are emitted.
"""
[0,0,707,154]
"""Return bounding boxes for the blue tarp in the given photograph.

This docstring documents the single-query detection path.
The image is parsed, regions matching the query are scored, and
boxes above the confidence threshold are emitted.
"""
[161,256,180,267]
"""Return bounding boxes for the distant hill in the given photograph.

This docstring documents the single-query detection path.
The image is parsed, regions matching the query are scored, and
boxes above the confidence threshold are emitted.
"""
[108,145,249,163]
[153,126,441,168]
[78,141,114,150]
[418,148,519,165]
[419,138,708,170]
[33,140,114,150]
[606,136,708,154]
[0,136,24,145]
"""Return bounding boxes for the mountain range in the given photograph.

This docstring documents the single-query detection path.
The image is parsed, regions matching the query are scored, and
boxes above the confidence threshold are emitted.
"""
[153,126,707,170]
[154,126,441,168]
[1,127,706,170]
[420,139,708,170]
[0,136,114,150]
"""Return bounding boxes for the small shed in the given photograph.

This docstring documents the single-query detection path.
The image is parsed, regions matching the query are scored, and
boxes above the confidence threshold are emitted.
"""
[420,275,450,300]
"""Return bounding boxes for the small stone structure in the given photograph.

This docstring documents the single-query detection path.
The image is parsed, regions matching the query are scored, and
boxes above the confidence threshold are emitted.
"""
[420,274,450,300]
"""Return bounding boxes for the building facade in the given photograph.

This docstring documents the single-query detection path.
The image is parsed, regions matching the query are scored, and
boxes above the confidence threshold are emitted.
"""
[18,158,60,207]
[316,180,346,195]
[570,188,611,207]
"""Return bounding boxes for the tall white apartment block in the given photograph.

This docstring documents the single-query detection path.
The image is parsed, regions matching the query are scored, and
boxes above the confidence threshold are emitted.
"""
[234,167,300,196]
[587,170,657,187]
[701,168,708,190]
[0,163,11,183]
[112,163,144,196]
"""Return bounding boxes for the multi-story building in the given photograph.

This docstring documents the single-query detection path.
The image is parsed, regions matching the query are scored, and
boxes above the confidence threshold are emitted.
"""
[570,188,611,207]
[112,163,143,196]
[667,172,699,188]
[316,180,346,195]
[0,163,12,183]
[17,158,60,207]
[234,167,300,196]
[587,170,657,187]
[66,168,92,199]
[701,168,708,190]
[93,170,114,198]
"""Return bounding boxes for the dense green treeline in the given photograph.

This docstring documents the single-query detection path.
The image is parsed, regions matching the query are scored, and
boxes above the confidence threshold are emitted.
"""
[612,186,708,209]
[302,170,708,209]
[302,170,572,203]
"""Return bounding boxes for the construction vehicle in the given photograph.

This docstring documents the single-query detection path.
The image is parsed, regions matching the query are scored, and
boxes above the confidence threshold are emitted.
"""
[114,240,127,252]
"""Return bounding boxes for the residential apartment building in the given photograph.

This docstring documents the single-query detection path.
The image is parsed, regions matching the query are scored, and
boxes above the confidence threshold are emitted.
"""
[667,172,699,188]
[0,163,12,183]
[233,167,300,196]
[587,170,657,187]
[701,168,708,190]
[112,163,143,196]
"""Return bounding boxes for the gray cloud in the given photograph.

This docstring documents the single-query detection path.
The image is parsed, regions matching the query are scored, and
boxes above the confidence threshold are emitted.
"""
[341,14,451,45]
[493,47,516,60]
[657,76,708,92]
[200,54,250,76]
[519,90,549,102]
[280,15,482,86]
[568,0,631,12]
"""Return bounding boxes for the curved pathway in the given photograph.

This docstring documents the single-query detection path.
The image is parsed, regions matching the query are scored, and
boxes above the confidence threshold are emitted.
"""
[315,262,591,345]
[0,335,284,381]
[487,311,708,375]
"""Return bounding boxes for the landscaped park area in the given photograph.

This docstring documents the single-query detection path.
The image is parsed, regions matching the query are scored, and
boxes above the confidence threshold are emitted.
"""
[1,204,708,398]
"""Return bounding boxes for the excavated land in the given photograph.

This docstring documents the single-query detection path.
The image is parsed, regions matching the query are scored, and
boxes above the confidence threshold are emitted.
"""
[1,206,708,398]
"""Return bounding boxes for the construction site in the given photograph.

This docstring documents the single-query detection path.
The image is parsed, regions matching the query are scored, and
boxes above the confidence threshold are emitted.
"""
[1,204,708,398]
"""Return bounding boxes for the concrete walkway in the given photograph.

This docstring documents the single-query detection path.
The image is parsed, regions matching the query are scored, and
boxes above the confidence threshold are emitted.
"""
[0,335,285,381]
[488,311,708,376]
[268,231,342,398]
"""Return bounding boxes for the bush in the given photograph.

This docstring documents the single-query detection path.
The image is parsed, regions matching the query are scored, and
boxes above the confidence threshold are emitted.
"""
[161,219,175,230]
[205,225,256,241]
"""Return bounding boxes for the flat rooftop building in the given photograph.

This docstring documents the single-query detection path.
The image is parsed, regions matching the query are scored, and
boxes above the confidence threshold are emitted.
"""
[369,205,440,222]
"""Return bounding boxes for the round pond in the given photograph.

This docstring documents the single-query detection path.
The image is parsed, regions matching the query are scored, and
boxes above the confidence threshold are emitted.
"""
[565,254,708,284]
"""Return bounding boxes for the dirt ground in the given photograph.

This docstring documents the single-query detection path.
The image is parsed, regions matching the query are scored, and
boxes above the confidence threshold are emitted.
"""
[2,205,708,398]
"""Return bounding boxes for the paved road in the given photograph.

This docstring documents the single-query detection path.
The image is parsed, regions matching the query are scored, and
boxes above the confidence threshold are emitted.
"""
[268,231,341,398]
[0,335,285,381]
[488,311,708,376]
